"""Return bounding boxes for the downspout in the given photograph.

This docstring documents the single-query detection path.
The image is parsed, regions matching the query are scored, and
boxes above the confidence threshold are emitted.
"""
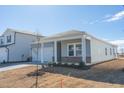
[6,46,9,62]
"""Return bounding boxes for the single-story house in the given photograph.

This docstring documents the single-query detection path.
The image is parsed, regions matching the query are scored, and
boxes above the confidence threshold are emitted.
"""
[31,30,118,66]
[0,28,43,63]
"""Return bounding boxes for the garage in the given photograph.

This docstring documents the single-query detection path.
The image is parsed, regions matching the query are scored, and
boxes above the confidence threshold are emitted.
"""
[32,48,38,61]
[32,46,41,62]
[43,42,54,62]
[0,47,8,63]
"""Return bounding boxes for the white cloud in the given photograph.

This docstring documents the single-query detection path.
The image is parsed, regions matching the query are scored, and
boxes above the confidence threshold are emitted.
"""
[108,40,124,53]
[101,38,124,46]
[103,14,112,19]
[105,10,124,22]
[109,39,124,46]
[89,20,99,24]
[83,10,124,25]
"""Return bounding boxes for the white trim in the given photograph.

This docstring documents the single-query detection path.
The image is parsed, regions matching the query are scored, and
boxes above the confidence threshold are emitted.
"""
[81,37,86,63]
[67,42,82,57]
[86,36,91,40]
[81,38,84,62]
[39,35,83,43]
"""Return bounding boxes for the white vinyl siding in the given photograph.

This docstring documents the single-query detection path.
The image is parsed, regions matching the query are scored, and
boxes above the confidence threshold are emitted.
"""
[8,32,37,62]
[91,37,116,64]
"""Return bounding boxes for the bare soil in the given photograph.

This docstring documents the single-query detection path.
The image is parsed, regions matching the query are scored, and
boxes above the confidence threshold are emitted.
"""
[0,59,124,88]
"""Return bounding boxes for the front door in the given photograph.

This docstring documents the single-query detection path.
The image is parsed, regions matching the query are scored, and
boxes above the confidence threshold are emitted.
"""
[86,39,91,63]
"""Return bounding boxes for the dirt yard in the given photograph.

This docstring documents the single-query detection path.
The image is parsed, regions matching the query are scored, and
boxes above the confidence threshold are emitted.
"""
[0,59,124,88]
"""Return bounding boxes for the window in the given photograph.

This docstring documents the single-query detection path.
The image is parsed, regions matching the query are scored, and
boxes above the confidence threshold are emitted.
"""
[0,39,3,44]
[113,48,115,55]
[7,35,11,43]
[105,48,107,55]
[110,48,112,55]
[76,44,82,56]
[68,43,82,57]
[68,44,74,56]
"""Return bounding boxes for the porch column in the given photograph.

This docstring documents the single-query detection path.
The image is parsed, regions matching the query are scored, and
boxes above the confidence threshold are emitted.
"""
[41,43,44,63]
[81,35,86,63]
[54,41,57,63]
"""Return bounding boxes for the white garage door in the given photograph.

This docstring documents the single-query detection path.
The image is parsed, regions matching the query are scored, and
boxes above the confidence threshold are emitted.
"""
[0,48,7,63]
[32,48,41,62]
[43,42,54,62]
[32,48,37,61]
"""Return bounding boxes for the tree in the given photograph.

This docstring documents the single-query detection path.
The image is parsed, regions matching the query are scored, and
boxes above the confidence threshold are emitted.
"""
[35,30,41,88]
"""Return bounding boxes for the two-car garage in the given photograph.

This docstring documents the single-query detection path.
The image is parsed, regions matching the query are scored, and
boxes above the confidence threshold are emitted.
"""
[32,42,54,63]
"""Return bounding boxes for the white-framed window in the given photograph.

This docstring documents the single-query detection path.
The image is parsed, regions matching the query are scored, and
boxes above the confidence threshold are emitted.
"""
[76,44,82,56]
[68,44,74,56]
[7,35,11,43]
[110,48,112,55]
[67,43,82,57]
[0,39,4,44]
[105,48,107,55]
[113,48,116,55]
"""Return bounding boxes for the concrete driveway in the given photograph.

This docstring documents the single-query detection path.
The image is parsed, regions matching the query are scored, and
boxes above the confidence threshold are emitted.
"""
[0,62,34,72]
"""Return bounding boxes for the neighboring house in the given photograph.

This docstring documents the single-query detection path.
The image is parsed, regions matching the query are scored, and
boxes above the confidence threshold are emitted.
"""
[0,28,43,63]
[31,30,118,66]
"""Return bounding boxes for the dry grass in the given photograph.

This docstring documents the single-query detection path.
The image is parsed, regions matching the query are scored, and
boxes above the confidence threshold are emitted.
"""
[0,59,124,88]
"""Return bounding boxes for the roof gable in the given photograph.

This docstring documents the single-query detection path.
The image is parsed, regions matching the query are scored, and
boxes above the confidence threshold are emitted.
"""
[4,28,42,36]
[41,30,85,40]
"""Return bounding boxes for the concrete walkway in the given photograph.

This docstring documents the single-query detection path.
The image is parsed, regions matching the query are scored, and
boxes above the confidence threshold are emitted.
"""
[0,62,34,72]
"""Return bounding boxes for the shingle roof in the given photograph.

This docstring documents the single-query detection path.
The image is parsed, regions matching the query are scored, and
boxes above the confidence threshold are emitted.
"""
[40,29,85,40]
[38,29,116,47]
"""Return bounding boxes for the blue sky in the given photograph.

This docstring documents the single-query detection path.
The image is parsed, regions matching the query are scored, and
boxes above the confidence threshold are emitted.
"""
[0,5,124,42]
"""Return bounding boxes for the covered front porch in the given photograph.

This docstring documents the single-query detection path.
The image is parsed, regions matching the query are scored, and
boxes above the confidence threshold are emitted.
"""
[39,37,91,66]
